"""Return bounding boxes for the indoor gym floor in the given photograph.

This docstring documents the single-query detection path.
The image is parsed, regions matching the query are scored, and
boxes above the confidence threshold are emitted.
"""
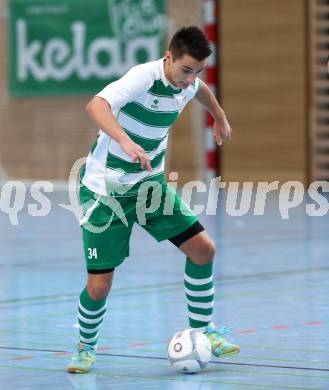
[0,188,328,389]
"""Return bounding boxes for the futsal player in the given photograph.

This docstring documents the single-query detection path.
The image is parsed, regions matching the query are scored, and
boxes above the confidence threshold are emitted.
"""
[68,26,240,373]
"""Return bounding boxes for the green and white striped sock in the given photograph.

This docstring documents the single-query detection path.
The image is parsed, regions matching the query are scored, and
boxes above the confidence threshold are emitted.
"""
[78,287,107,348]
[184,257,214,332]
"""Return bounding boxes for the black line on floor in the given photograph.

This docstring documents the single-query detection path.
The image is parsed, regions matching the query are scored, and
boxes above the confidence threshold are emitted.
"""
[0,346,328,373]
[96,353,329,373]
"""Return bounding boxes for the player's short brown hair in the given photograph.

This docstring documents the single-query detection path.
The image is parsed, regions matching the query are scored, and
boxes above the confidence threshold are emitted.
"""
[169,26,212,61]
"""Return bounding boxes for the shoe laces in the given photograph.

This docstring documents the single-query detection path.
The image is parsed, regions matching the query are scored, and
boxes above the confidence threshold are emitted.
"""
[78,343,95,351]
[208,325,232,336]
[77,343,95,357]
[216,326,232,335]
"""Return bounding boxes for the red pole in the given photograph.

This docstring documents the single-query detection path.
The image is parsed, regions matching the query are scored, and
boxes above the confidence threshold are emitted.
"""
[203,0,219,181]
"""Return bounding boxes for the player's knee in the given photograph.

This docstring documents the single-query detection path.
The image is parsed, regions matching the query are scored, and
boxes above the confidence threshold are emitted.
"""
[208,239,216,260]
[202,238,216,263]
[190,238,216,265]
[88,282,111,301]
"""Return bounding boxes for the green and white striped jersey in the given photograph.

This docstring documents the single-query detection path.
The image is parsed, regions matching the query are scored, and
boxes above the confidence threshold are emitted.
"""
[81,58,200,196]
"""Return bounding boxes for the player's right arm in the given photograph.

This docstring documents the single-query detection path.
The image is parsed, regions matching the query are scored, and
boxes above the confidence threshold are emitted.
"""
[85,64,154,172]
[85,97,151,171]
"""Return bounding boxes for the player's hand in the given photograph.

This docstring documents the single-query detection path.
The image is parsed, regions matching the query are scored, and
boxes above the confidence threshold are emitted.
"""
[213,113,232,146]
[119,136,152,172]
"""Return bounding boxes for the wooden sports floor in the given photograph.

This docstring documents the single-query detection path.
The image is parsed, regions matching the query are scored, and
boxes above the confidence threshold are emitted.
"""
[0,189,328,389]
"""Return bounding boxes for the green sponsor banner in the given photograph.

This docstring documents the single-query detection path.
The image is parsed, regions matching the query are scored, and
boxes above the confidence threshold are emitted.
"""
[9,0,166,97]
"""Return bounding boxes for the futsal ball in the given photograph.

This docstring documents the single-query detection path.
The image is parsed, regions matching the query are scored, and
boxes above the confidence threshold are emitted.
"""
[167,328,212,374]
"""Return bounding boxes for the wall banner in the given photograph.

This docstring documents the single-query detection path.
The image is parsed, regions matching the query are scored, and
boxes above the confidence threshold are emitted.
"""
[9,0,166,96]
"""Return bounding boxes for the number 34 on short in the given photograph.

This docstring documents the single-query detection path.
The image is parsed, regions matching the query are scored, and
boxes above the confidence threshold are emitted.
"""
[87,248,98,259]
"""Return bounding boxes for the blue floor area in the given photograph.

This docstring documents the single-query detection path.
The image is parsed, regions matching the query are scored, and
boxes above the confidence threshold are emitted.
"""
[0,189,328,389]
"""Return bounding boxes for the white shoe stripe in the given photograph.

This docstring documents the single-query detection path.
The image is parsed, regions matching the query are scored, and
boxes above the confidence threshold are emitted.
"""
[184,274,213,286]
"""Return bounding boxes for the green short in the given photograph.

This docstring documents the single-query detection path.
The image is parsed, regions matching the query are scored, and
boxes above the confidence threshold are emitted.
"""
[80,181,198,271]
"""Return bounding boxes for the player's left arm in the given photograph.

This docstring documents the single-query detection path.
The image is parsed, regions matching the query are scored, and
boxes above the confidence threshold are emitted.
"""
[195,79,232,146]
